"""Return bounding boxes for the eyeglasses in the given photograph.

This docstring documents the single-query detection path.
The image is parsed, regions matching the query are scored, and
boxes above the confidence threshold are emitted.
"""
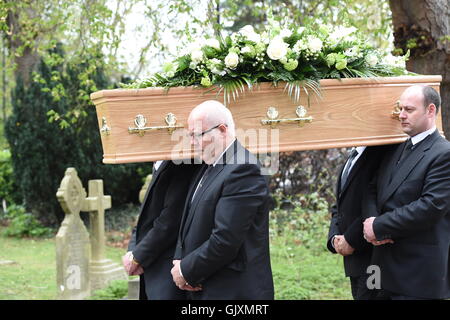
[188,124,228,139]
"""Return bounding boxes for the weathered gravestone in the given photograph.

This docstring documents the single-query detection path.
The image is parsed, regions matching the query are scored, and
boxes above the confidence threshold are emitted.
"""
[138,174,152,204]
[84,180,127,291]
[55,168,91,300]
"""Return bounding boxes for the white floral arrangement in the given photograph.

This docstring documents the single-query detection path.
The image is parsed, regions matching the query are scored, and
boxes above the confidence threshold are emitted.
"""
[125,14,409,105]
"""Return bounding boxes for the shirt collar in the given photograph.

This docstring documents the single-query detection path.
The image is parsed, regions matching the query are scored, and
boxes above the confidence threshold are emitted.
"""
[212,138,236,167]
[354,146,366,155]
[410,126,436,145]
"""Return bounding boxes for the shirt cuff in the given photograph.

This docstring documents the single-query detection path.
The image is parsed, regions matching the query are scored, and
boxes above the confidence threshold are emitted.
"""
[331,235,337,249]
[179,263,185,280]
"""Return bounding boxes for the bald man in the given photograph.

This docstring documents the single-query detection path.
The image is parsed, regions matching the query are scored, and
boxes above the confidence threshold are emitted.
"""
[171,100,274,300]
[363,85,450,299]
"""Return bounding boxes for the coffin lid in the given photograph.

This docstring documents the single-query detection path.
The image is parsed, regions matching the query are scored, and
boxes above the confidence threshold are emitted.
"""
[90,75,443,102]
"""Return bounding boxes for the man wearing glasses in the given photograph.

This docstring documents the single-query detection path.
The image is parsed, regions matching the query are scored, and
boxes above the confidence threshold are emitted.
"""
[171,100,274,299]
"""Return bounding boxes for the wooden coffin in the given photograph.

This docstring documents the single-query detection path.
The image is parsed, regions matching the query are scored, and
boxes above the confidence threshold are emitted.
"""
[90,75,443,164]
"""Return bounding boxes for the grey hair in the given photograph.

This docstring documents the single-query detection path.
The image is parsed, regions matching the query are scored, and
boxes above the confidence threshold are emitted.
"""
[195,100,236,136]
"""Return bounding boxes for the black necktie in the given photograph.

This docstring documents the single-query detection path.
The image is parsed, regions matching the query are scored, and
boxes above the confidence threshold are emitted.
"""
[340,149,358,191]
[397,139,413,165]
[191,164,213,203]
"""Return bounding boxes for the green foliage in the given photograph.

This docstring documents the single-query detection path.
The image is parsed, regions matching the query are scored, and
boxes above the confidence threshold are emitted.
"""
[269,192,352,299]
[271,233,352,299]
[5,45,151,226]
[104,203,140,233]
[0,149,21,205]
[2,204,54,238]
[270,192,331,253]
[88,279,128,300]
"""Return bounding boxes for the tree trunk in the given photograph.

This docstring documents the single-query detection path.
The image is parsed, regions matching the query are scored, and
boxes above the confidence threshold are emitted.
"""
[5,1,40,85]
[389,0,450,137]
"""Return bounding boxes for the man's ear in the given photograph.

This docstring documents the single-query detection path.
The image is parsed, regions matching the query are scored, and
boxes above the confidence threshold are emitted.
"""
[427,103,436,116]
[218,123,228,134]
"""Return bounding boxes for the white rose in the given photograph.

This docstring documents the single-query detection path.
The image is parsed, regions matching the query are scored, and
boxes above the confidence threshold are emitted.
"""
[191,50,204,63]
[297,27,306,35]
[365,54,378,67]
[205,38,220,50]
[308,36,323,53]
[224,52,239,69]
[266,37,288,60]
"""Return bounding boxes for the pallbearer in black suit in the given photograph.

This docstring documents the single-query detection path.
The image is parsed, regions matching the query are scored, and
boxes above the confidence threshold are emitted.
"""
[171,100,274,300]
[124,160,200,300]
[364,85,450,299]
[327,145,392,299]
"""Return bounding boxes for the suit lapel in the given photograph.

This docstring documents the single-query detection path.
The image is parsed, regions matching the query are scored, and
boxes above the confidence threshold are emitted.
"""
[335,162,345,197]
[379,131,439,205]
[180,140,240,241]
[135,160,170,231]
[339,150,367,198]
[380,143,403,191]
[181,164,225,241]
[178,164,208,242]
[138,160,169,215]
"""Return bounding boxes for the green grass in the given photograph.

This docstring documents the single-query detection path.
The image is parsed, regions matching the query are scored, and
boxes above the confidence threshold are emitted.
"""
[271,233,352,300]
[0,225,352,300]
[0,227,127,300]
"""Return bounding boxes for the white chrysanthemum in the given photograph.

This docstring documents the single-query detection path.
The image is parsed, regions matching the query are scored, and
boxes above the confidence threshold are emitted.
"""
[329,26,357,44]
[344,47,359,57]
[297,27,306,35]
[260,31,270,44]
[280,28,292,38]
[293,40,306,54]
[191,49,204,63]
[384,54,406,68]
[210,58,221,65]
[365,54,378,67]
[224,52,239,69]
[266,37,288,60]
[205,38,220,50]
[241,46,251,54]
[308,36,323,53]
[239,25,261,43]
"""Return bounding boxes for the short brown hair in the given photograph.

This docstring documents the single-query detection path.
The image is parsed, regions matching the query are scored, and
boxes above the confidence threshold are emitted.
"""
[422,86,441,114]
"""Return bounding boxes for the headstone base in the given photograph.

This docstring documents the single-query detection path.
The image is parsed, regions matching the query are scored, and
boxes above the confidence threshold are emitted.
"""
[128,277,140,300]
[89,259,128,292]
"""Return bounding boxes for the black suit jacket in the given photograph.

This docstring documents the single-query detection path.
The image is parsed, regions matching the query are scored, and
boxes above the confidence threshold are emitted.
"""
[366,130,450,299]
[128,160,201,300]
[327,145,392,277]
[174,140,274,300]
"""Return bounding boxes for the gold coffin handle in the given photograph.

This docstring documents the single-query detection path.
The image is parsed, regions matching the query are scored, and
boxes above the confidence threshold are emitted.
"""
[100,117,111,136]
[261,106,313,127]
[391,100,401,120]
[128,113,184,136]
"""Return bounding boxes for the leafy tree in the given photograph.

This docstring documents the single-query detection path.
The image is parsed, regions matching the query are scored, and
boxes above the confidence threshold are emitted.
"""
[5,45,150,226]
[389,0,450,137]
